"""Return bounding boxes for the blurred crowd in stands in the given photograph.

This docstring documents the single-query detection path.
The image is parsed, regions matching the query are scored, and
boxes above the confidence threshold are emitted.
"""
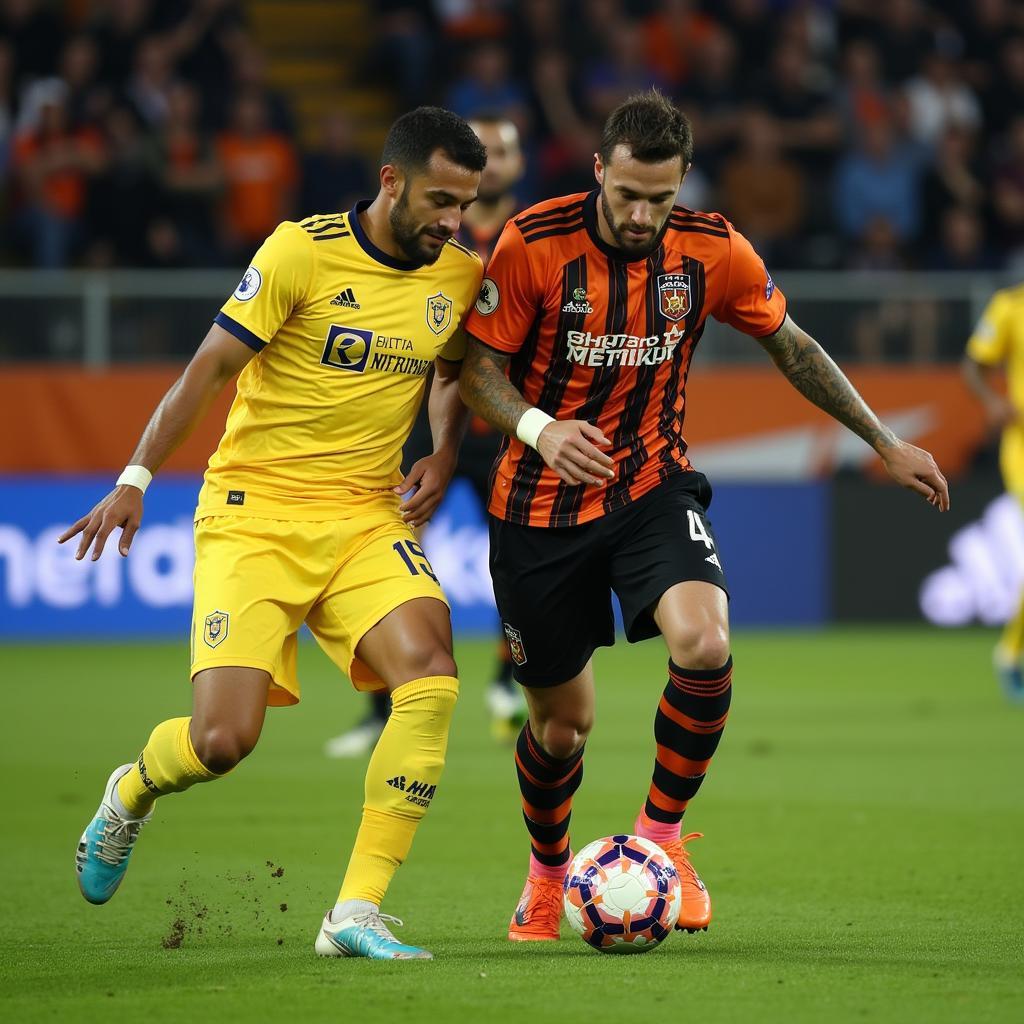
[3,0,1024,273]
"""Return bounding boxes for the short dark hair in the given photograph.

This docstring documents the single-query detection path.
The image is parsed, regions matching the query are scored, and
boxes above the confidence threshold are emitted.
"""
[381,106,487,174]
[600,89,694,168]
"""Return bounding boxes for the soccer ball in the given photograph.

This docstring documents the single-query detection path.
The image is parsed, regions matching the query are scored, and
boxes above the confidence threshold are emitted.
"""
[563,834,681,954]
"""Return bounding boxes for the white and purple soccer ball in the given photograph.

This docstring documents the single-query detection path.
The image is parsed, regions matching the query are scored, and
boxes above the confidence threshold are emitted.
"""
[563,834,681,954]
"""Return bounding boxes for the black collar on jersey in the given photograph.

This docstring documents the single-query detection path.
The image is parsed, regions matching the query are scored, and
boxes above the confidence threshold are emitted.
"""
[349,199,424,272]
[583,189,669,264]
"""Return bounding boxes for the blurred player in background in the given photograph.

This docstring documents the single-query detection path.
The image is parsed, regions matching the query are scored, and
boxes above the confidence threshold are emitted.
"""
[963,283,1024,702]
[61,107,486,960]
[460,90,949,942]
[325,113,528,758]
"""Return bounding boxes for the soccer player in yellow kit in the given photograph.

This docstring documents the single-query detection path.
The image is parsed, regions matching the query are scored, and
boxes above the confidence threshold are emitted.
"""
[60,107,486,959]
[964,283,1024,702]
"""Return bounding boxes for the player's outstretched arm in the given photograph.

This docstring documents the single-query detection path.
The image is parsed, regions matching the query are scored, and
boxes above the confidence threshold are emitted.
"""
[758,314,949,511]
[460,335,614,486]
[395,355,468,528]
[58,324,256,560]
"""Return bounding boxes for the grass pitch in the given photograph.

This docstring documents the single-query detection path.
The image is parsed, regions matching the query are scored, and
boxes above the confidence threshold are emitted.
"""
[2,628,1022,1023]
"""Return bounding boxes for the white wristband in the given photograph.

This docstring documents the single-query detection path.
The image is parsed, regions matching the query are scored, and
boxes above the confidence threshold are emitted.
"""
[515,407,555,450]
[116,465,153,494]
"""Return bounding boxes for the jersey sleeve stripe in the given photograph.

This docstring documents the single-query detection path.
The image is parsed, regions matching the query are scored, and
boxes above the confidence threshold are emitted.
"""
[214,311,268,352]
[520,214,585,235]
[445,237,478,259]
[521,222,586,245]
[515,199,586,228]
[671,209,725,227]
[311,230,351,241]
[667,222,730,239]
[305,220,347,234]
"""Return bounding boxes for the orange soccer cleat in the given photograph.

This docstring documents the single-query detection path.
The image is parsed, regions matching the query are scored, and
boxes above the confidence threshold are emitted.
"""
[507,875,565,941]
[661,832,712,932]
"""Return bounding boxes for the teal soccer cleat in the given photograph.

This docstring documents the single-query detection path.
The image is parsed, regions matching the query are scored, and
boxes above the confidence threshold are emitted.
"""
[315,908,433,960]
[76,765,152,905]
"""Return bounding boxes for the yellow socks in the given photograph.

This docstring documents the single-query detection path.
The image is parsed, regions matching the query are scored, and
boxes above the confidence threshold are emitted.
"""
[1000,590,1024,661]
[337,675,459,905]
[116,717,222,817]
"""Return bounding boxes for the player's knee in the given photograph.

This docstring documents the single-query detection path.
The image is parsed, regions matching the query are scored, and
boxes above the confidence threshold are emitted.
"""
[536,715,592,760]
[192,725,258,774]
[390,638,458,685]
[666,623,730,671]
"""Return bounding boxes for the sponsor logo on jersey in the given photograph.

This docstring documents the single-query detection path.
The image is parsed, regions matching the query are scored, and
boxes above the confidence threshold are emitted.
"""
[565,324,685,367]
[233,266,262,302]
[561,286,593,314]
[426,291,453,335]
[322,327,430,376]
[321,325,373,372]
[476,277,499,315]
[226,490,245,505]
[503,622,527,666]
[386,774,437,807]
[765,266,775,301]
[203,610,229,648]
[657,273,690,321]
[330,287,361,309]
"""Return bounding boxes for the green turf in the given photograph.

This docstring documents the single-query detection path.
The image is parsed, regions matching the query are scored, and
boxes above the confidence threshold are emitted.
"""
[2,628,1022,1023]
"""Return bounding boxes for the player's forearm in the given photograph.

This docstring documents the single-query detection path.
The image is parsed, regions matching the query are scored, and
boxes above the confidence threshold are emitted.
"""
[758,314,898,452]
[426,364,470,457]
[962,355,1002,406]
[459,338,532,437]
[126,351,235,473]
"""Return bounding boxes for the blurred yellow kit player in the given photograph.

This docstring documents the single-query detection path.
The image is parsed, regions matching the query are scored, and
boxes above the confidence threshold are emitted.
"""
[62,107,486,959]
[964,282,1024,700]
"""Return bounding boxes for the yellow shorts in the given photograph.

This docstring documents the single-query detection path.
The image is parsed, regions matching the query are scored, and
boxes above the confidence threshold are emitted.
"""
[190,508,448,706]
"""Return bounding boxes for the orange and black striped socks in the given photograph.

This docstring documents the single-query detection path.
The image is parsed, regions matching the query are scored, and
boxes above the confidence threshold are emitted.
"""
[515,723,584,879]
[636,658,732,846]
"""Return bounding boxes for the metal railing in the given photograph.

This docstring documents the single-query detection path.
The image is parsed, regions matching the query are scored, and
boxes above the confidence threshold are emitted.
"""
[0,269,1016,366]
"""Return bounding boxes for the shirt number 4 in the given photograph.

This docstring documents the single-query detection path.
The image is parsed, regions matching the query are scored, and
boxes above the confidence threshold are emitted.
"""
[687,509,714,549]
[393,539,439,583]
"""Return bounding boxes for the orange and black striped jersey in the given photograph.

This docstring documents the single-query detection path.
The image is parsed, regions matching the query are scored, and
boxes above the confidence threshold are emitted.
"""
[463,189,787,528]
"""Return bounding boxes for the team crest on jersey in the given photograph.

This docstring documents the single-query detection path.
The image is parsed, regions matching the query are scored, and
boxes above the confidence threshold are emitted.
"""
[203,610,229,649]
[657,274,691,321]
[426,292,453,335]
[503,623,527,666]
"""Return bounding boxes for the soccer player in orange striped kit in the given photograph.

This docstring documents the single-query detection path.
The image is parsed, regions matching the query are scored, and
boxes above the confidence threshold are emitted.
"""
[459,90,949,941]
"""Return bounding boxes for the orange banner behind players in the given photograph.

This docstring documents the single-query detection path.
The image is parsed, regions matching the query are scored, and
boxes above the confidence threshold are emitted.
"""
[0,364,988,479]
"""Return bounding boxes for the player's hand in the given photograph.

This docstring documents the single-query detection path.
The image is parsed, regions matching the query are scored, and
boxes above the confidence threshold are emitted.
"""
[878,439,950,511]
[394,450,458,528]
[57,485,145,560]
[536,420,616,486]
[984,395,1018,432]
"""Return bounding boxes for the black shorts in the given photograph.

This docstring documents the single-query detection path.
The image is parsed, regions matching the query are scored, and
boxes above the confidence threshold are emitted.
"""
[488,472,728,687]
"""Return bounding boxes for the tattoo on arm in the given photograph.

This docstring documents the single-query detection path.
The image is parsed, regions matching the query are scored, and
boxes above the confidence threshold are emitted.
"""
[758,315,897,450]
[459,337,532,436]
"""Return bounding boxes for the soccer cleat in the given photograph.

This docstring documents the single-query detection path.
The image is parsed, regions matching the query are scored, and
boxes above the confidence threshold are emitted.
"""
[660,832,712,932]
[76,764,152,905]
[324,716,386,759]
[993,647,1024,704]
[486,682,528,742]
[314,908,433,960]
[508,875,565,941]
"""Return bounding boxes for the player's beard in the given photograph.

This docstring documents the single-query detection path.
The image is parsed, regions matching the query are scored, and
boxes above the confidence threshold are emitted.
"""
[599,189,662,258]
[390,187,450,265]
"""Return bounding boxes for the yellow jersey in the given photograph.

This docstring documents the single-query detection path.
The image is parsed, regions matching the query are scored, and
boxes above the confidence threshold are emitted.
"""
[967,283,1024,492]
[196,204,483,520]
